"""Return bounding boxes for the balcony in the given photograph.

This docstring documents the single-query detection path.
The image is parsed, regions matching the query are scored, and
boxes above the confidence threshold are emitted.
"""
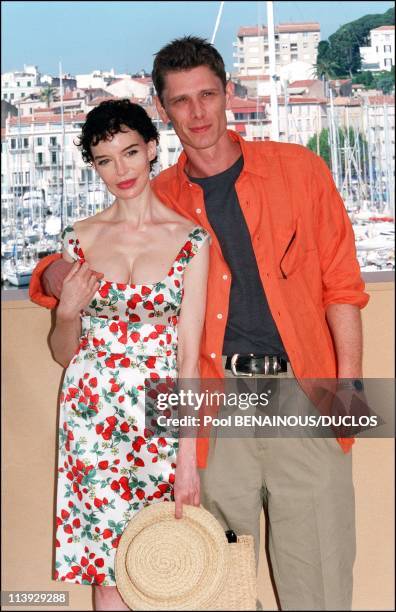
[1,277,395,610]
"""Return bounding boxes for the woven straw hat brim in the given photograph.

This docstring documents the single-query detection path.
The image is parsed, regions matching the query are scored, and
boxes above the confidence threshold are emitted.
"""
[115,502,229,611]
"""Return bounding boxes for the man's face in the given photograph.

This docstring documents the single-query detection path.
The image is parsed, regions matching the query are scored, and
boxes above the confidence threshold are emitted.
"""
[155,65,231,151]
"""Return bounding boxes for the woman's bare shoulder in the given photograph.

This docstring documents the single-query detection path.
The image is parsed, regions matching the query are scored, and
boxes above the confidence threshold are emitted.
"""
[74,209,109,233]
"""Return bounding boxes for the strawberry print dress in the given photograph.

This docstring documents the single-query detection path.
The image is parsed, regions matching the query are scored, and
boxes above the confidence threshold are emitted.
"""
[55,224,210,586]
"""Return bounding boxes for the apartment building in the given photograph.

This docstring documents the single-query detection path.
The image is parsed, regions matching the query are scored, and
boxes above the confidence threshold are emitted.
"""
[233,22,320,77]
[1,65,42,103]
[360,25,395,72]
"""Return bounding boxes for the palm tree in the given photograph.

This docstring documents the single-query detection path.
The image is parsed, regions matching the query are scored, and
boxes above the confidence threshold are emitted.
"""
[40,85,56,108]
[312,41,340,80]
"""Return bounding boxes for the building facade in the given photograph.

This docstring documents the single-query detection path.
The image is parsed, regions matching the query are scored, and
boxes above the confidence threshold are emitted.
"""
[1,65,42,103]
[233,22,320,76]
[360,25,395,72]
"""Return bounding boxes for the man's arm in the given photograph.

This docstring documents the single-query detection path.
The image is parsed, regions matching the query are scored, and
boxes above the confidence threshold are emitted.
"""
[29,254,103,308]
[43,258,74,299]
[326,304,363,378]
[29,253,64,309]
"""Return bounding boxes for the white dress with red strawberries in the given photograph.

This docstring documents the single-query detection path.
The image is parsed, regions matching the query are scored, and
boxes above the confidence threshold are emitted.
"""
[55,224,210,586]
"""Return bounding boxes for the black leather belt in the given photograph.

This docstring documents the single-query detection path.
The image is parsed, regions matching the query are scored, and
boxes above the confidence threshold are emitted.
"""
[225,354,288,377]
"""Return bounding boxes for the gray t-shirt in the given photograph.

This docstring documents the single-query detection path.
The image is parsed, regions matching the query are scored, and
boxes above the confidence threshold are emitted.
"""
[188,156,287,358]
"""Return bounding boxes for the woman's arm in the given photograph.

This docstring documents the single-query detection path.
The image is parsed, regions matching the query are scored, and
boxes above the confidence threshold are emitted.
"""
[50,258,100,368]
[173,238,210,518]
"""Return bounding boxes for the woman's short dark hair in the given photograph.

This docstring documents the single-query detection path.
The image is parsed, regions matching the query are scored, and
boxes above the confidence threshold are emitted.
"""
[76,99,159,170]
[152,36,227,104]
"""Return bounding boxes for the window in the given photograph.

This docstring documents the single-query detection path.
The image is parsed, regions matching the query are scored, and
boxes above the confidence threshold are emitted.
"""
[27,81,31,87]
[291,54,298,60]
[50,136,57,146]
[36,137,43,146]
[21,92,25,97]
[384,45,391,53]
[290,43,298,51]
[23,138,29,148]
[303,42,308,49]
[376,46,379,52]
[11,139,16,149]
[25,171,30,183]
[17,81,20,87]
[51,152,57,165]
[384,58,392,67]
[10,93,14,100]
[37,152,43,165]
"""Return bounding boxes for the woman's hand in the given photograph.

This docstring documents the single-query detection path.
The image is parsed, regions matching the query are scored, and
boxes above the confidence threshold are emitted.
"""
[57,261,100,320]
[174,449,200,519]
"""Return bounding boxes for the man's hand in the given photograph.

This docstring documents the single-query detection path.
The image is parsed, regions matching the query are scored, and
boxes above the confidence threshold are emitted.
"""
[42,258,104,299]
[174,450,200,519]
[42,259,74,299]
[57,262,101,320]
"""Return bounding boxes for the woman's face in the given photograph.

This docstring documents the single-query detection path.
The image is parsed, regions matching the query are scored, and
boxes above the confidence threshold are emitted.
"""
[91,126,157,199]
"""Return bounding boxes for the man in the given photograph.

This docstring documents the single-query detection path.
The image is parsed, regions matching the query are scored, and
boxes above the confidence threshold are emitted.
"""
[30,37,369,610]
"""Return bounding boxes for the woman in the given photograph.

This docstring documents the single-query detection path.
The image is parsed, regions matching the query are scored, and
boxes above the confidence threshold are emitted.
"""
[50,99,210,610]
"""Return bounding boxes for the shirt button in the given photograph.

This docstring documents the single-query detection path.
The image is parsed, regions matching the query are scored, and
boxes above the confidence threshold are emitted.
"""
[196,208,201,214]
[222,274,228,280]
[217,313,223,319]
[210,353,216,359]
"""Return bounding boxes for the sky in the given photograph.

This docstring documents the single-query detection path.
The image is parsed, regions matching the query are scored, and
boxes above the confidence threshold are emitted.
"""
[2,1,394,76]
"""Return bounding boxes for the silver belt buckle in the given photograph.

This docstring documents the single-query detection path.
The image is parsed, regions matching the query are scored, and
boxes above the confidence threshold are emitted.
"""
[230,353,254,377]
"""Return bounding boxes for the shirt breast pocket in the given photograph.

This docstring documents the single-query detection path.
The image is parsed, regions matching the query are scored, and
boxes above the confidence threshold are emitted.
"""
[279,217,315,279]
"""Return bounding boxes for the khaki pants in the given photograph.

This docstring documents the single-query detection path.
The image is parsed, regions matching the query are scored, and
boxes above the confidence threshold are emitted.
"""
[199,359,356,611]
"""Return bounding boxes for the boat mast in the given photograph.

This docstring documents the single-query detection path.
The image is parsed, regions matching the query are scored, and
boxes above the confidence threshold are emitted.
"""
[210,1,224,44]
[267,1,279,141]
[59,61,66,232]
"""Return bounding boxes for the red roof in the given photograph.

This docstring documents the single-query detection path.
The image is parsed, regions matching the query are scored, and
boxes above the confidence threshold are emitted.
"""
[371,25,395,31]
[367,95,395,105]
[131,77,152,85]
[234,74,270,81]
[332,97,362,106]
[238,22,320,36]
[288,79,317,88]
[261,96,326,105]
[229,96,265,111]
[9,112,87,126]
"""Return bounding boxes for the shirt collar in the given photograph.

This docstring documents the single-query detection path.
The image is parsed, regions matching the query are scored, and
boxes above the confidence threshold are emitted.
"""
[176,129,269,183]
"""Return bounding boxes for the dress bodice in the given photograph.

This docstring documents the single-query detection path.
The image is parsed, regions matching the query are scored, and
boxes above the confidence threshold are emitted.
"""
[61,224,210,326]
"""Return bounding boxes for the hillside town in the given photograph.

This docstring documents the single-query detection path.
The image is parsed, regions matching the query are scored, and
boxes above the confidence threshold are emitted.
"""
[1,20,395,286]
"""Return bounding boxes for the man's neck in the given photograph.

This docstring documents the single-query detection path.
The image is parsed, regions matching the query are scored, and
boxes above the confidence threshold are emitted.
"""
[184,132,242,179]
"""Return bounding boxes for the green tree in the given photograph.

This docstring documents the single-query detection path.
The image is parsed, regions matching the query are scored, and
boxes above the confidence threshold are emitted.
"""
[373,68,395,94]
[312,41,340,79]
[316,7,394,78]
[40,85,56,108]
[307,128,331,168]
[307,127,368,181]
[352,71,374,88]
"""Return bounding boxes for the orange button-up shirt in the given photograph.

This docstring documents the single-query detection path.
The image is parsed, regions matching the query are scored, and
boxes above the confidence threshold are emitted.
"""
[29,131,369,467]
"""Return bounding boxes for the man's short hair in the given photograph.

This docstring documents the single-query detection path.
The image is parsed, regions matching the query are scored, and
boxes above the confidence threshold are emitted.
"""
[152,35,227,104]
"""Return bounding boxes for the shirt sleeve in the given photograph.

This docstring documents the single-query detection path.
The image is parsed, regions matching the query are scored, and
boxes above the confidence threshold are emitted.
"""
[310,153,370,310]
[28,253,62,310]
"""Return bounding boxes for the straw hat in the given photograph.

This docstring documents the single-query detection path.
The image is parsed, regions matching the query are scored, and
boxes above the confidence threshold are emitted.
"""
[115,502,231,610]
